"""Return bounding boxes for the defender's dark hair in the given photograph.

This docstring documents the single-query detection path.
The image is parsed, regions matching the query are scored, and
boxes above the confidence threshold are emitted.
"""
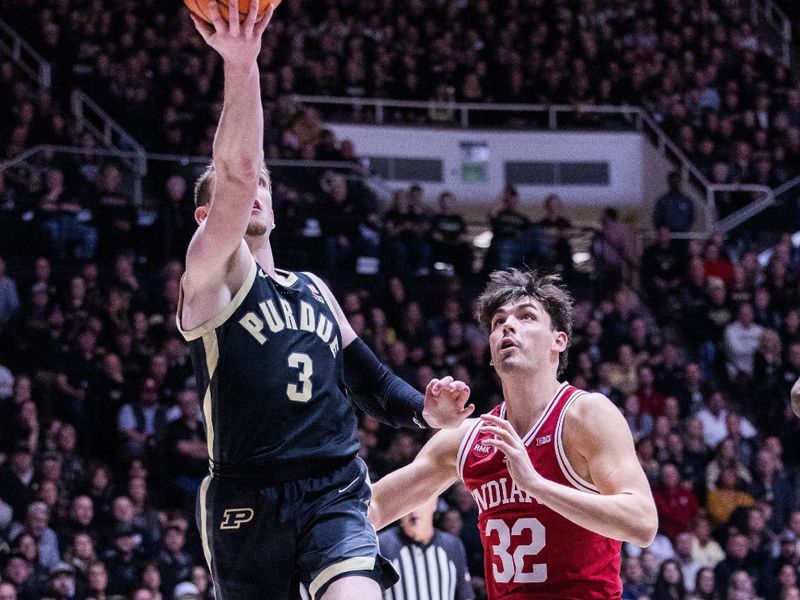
[475,269,573,376]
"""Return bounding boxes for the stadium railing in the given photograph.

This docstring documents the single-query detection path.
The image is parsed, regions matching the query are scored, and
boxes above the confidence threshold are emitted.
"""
[0,17,50,87]
[746,0,793,64]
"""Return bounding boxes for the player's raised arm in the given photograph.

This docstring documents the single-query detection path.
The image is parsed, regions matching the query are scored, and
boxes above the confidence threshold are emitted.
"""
[184,0,275,286]
[304,273,475,429]
[482,392,658,547]
[369,420,471,530]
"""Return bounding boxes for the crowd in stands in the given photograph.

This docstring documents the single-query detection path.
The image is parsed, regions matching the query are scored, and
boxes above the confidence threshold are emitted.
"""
[1,167,800,599]
[5,0,800,208]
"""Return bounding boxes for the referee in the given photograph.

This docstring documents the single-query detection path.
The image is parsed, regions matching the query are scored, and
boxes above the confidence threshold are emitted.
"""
[378,497,474,600]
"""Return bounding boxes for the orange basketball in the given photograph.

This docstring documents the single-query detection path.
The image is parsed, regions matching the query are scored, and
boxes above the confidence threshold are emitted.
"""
[184,0,280,25]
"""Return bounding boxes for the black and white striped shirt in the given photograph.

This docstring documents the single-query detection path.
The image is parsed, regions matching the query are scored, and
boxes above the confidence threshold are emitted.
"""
[379,527,474,600]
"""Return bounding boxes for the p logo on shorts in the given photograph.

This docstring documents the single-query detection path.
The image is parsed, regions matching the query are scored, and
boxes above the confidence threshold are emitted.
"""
[220,508,254,530]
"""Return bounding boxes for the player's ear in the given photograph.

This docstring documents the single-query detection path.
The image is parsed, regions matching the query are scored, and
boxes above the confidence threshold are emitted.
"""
[194,206,208,224]
[552,331,568,353]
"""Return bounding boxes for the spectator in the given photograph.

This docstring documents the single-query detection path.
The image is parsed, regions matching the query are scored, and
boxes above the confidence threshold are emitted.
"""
[35,168,97,261]
[483,185,531,272]
[652,558,687,600]
[653,172,695,233]
[159,175,194,261]
[748,449,796,532]
[163,388,206,512]
[85,560,110,600]
[707,468,755,528]
[622,555,654,600]
[697,392,757,451]
[641,228,684,321]
[382,189,432,277]
[0,441,36,521]
[0,582,17,600]
[117,378,168,461]
[706,438,753,493]
[714,534,760,596]
[688,567,718,600]
[7,501,60,569]
[44,561,78,600]
[90,163,135,259]
[157,521,192,597]
[675,532,703,593]
[429,191,472,277]
[138,561,163,600]
[653,463,700,542]
[55,495,97,552]
[723,303,764,380]
[0,256,20,326]
[592,207,635,291]
[623,394,654,442]
[102,523,144,596]
[315,172,377,273]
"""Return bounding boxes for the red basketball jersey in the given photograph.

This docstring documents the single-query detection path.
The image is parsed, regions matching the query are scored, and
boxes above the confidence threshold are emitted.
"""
[459,382,622,599]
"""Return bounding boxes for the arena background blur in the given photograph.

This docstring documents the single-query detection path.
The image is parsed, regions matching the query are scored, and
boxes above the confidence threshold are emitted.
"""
[2,0,800,598]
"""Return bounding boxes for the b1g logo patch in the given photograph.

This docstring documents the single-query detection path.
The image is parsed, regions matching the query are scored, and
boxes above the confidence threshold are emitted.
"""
[220,508,254,530]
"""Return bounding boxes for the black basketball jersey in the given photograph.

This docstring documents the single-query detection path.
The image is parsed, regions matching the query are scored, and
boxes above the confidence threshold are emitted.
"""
[177,257,359,476]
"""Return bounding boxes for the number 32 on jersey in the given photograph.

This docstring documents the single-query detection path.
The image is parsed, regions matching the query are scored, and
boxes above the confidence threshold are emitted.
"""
[486,517,547,583]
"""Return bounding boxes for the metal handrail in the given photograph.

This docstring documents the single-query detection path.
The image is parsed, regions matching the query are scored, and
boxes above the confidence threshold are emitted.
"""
[748,0,793,64]
[70,90,146,171]
[0,17,51,87]
[0,145,143,171]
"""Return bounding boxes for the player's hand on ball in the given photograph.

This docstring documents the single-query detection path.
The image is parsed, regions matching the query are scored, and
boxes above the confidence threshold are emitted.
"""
[423,376,474,429]
[191,0,275,65]
[481,414,543,494]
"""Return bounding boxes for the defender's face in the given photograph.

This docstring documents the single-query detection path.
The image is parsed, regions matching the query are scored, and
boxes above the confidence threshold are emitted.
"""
[488,297,566,375]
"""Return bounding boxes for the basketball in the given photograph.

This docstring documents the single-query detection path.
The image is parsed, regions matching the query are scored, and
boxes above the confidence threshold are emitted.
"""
[184,0,280,24]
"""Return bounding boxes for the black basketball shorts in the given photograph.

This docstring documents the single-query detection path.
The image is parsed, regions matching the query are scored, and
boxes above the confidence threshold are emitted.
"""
[196,457,398,599]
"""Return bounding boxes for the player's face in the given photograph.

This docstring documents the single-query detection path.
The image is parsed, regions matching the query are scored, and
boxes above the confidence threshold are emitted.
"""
[488,297,566,375]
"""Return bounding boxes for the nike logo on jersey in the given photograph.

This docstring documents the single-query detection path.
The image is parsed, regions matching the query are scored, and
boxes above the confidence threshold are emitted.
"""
[338,475,361,494]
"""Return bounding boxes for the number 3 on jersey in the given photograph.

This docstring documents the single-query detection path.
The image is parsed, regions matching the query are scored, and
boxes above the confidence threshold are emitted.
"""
[287,352,313,402]
[485,517,547,583]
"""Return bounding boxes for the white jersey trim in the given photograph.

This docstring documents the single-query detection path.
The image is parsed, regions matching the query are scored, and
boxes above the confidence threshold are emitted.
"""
[555,391,599,493]
[177,255,258,341]
[516,381,569,446]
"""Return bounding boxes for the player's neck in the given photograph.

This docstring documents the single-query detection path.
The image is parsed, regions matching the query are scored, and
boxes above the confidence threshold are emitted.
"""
[502,373,561,435]
[246,236,277,277]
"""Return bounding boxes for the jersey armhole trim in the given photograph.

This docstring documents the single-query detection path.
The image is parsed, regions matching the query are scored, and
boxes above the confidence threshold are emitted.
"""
[555,392,600,494]
[177,256,257,341]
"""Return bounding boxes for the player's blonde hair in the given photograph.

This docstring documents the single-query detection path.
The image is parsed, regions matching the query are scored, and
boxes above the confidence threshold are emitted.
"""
[475,269,573,376]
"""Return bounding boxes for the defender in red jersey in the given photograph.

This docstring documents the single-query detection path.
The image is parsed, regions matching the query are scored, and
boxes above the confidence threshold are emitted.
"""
[370,270,658,599]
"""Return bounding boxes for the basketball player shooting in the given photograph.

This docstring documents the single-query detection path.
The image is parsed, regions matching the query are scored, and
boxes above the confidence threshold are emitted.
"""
[178,2,473,599]
[369,270,658,598]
